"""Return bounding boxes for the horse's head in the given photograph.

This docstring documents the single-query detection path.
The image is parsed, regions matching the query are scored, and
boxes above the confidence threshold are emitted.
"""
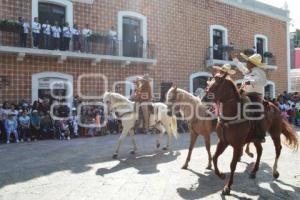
[205,73,240,103]
[165,86,179,116]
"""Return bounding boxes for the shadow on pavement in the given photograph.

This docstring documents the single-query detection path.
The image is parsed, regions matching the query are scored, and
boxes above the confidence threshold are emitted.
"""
[177,162,300,199]
[96,151,181,176]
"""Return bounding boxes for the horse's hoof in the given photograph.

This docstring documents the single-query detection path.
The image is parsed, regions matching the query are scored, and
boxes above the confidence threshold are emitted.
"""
[156,143,160,148]
[222,187,231,196]
[162,147,168,151]
[130,150,135,155]
[249,172,256,179]
[112,154,118,159]
[181,165,188,170]
[206,165,212,170]
[273,171,280,179]
[217,173,226,180]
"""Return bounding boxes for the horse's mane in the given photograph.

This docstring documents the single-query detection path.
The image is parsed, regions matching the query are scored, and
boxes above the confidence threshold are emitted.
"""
[226,77,241,100]
[104,92,132,104]
[177,88,203,105]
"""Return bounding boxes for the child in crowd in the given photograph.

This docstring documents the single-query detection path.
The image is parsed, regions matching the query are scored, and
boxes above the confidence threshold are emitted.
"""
[18,110,32,142]
[30,110,41,140]
[5,112,19,144]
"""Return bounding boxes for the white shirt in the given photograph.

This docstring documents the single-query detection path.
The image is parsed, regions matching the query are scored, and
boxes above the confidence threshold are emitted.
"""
[82,28,92,37]
[22,22,30,34]
[32,21,41,33]
[72,28,80,36]
[51,26,61,38]
[233,58,267,96]
[63,26,72,38]
[109,29,117,40]
[42,24,51,35]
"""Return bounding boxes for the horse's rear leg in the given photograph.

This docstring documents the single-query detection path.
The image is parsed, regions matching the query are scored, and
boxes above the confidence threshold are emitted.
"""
[249,142,262,179]
[213,141,228,179]
[222,146,241,195]
[204,134,212,170]
[270,131,282,179]
[129,129,137,154]
[245,143,254,158]
[182,131,198,170]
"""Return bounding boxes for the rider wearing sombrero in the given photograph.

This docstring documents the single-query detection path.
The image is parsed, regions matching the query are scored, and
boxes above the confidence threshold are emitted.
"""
[133,74,152,134]
[232,53,267,143]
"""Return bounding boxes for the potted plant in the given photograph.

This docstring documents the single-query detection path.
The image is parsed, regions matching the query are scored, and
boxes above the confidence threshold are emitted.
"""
[0,19,21,32]
[263,52,273,58]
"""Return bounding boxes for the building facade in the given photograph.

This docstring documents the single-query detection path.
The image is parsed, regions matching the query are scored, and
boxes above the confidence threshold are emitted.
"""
[0,0,290,104]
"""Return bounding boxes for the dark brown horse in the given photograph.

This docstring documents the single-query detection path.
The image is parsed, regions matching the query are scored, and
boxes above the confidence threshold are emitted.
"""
[166,87,217,170]
[204,73,298,195]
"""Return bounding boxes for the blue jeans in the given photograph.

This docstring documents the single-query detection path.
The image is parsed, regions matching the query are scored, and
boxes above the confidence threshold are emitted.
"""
[32,32,40,47]
[6,130,19,142]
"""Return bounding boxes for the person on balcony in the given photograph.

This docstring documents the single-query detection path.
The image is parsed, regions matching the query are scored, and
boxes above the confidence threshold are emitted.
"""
[72,24,81,52]
[51,21,61,50]
[19,17,30,47]
[62,22,72,51]
[108,26,118,55]
[42,20,51,49]
[32,17,41,48]
[82,24,92,53]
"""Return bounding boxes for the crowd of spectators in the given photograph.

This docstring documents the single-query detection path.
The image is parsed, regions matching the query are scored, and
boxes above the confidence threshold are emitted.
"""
[0,99,122,144]
[271,91,300,126]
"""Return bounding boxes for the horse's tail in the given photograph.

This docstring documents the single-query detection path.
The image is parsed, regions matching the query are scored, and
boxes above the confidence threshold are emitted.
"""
[281,119,299,151]
[170,116,178,139]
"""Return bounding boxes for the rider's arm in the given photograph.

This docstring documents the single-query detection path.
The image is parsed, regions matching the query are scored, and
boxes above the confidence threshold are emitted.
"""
[233,58,249,75]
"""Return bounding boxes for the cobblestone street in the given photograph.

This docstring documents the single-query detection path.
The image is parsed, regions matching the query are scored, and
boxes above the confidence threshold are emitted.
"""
[0,132,299,200]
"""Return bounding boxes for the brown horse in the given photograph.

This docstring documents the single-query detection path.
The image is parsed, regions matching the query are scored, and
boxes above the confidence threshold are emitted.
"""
[204,73,298,195]
[166,87,217,170]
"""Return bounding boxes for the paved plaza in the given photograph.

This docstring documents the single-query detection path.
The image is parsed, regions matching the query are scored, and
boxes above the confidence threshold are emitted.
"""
[0,132,299,200]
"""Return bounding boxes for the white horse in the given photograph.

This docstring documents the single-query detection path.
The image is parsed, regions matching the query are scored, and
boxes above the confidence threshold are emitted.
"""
[103,92,178,159]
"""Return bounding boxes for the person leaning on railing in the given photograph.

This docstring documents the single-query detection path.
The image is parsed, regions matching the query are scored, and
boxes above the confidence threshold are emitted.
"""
[18,17,30,48]
[62,22,72,51]
[32,17,41,48]
[108,26,118,55]
[82,24,92,53]
[51,21,61,50]
[42,20,51,49]
[72,24,81,52]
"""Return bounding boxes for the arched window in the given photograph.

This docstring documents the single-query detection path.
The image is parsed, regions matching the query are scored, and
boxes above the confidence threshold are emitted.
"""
[210,25,228,60]
[118,11,147,58]
[189,72,212,97]
[32,0,73,27]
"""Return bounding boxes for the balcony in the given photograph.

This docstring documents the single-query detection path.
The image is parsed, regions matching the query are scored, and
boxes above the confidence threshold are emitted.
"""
[205,46,277,70]
[0,30,157,66]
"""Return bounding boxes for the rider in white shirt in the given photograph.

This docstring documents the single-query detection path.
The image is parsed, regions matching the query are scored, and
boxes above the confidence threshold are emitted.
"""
[232,53,267,143]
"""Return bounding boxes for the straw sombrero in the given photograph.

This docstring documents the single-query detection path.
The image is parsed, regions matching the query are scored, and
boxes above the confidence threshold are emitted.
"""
[240,53,266,68]
[213,64,236,75]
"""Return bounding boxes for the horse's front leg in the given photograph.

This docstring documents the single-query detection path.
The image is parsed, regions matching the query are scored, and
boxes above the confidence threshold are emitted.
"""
[245,143,254,158]
[213,141,228,179]
[249,142,262,179]
[222,146,241,195]
[204,134,212,170]
[182,130,198,169]
[113,126,130,159]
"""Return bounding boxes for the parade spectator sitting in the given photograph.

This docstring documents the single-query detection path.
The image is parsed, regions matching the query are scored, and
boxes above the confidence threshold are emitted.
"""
[31,110,41,140]
[281,108,289,121]
[5,112,19,144]
[40,112,55,139]
[59,120,71,140]
[32,17,41,48]
[19,110,32,142]
[289,105,297,125]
